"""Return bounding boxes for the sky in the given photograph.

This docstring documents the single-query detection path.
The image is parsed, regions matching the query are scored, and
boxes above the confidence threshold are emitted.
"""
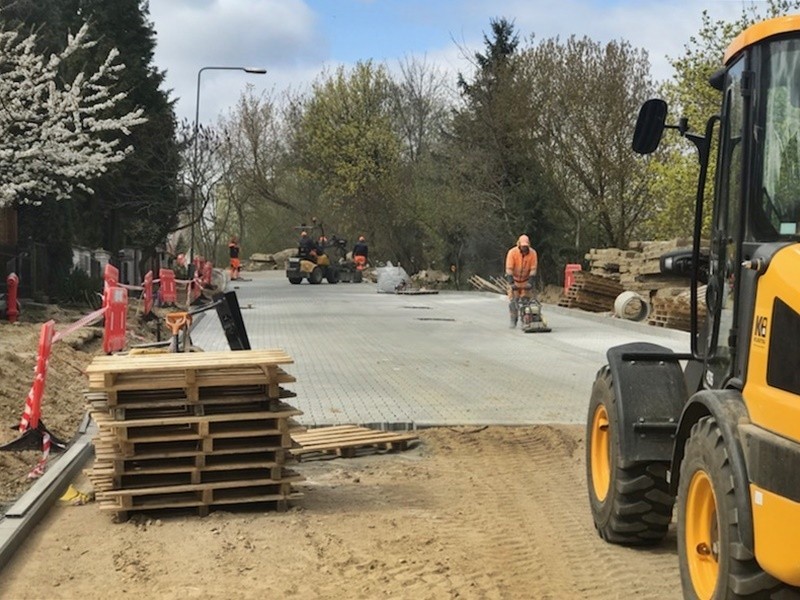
[147,0,752,126]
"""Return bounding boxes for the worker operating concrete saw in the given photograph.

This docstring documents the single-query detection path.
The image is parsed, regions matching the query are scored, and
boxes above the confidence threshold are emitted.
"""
[505,234,551,333]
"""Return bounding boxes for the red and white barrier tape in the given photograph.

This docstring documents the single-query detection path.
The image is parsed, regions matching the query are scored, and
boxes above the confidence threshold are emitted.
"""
[27,432,51,479]
[118,282,144,292]
[52,306,107,344]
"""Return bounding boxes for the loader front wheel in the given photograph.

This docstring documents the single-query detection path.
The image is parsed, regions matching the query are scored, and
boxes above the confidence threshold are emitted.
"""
[677,416,786,600]
[586,366,674,545]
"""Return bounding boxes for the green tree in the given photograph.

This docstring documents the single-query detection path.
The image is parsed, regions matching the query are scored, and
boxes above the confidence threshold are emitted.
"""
[8,0,181,292]
[68,0,182,264]
[294,62,418,265]
[448,18,567,280]
[521,36,655,249]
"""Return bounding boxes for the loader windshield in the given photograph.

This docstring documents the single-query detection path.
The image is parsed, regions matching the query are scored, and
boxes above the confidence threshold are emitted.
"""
[757,38,800,240]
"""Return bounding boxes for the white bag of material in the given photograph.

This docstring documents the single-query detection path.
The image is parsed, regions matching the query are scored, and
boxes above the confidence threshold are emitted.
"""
[376,261,411,293]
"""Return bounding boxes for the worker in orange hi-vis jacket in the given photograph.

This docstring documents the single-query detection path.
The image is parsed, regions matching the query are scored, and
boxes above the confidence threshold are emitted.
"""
[228,236,241,280]
[505,234,538,328]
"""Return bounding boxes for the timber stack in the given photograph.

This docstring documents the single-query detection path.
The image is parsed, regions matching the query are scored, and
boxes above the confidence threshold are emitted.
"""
[558,271,623,312]
[85,349,304,520]
[585,239,694,293]
[583,239,708,330]
[648,285,708,332]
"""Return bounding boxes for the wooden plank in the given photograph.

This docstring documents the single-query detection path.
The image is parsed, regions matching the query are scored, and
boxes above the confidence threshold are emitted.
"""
[86,349,294,374]
[94,409,302,428]
[98,472,304,498]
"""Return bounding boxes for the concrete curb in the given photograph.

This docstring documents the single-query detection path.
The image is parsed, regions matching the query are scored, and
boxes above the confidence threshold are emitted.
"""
[0,426,95,572]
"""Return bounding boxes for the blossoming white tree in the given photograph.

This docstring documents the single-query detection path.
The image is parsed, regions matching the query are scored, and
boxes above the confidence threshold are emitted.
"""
[0,23,147,207]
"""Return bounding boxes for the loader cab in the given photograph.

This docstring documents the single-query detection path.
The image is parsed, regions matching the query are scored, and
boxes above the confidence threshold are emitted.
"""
[704,17,800,390]
[635,17,800,390]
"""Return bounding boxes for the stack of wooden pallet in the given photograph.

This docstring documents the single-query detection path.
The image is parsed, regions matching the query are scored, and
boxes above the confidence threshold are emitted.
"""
[585,239,696,293]
[558,271,623,312]
[648,285,708,332]
[85,350,304,520]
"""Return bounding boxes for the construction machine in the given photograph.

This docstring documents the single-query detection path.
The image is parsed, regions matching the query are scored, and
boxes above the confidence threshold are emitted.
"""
[286,220,340,285]
[586,15,800,599]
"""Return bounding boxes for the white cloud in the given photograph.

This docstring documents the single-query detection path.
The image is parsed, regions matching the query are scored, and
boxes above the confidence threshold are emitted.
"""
[149,0,324,122]
[148,0,753,124]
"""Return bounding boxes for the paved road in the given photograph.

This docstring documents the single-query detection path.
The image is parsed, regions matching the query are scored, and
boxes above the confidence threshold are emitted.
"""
[191,271,689,427]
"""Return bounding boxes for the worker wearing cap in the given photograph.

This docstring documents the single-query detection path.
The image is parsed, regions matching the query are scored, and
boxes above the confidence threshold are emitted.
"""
[298,230,316,261]
[352,235,368,270]
[505,234,538,328]
[228,236,241,280]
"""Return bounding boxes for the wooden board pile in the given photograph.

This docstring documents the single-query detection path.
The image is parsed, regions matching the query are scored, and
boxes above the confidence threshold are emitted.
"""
[85,350,304,520]
[648,285,708,332]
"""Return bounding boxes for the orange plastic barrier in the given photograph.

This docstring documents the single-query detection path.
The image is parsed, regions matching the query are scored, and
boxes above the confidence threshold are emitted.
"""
[564,263,582,294]
[103,263,119,309]
[6,272,19,323]
[143,270,154,316]
[19,320,55,432]
[102,286,128,354]
[159,268,177,304]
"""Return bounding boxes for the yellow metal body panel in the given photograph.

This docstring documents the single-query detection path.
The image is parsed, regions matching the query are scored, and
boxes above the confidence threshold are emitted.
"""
[743,245,800,584]
[750,485,800,585]
[724,14,800,64]
[743,245,800,443]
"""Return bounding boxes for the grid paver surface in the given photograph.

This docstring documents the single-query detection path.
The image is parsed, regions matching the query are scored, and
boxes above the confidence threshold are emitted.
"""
[191,271,689,427]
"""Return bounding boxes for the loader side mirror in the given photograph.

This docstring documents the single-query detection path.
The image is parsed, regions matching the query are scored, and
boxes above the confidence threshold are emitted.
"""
[632,99,668,155]
[660,248,710,284]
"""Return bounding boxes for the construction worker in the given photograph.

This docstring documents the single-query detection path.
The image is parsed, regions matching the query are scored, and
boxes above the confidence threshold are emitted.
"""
[228,236,241,280]
[316,235,328,257]
[298,231,316,261]
[505,234,538,328]
[352,235,368,270]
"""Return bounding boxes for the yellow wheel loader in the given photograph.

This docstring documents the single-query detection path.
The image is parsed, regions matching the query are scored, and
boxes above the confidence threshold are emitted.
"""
[586,15,800,599]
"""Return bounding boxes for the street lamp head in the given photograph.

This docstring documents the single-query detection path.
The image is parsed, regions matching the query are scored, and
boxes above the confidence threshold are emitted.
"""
[244,67,267,74]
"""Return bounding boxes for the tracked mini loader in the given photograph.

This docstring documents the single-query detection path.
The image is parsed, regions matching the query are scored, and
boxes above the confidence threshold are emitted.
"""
[585,15,800,599]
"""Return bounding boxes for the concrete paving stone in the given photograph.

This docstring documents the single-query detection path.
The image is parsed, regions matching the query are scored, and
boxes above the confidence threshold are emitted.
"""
[190,271,690,427]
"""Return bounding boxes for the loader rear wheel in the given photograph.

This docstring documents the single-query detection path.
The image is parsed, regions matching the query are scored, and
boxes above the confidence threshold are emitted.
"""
[288,276,302,284]
[353,270,363,283]
[678,416,786,599]
[586,366,674,545]
[309,267,323,284]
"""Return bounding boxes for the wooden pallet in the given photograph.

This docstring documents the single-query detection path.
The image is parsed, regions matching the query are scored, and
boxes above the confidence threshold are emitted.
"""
[97,475,305,519]
[86,350,296,405]
[291,425,418,458]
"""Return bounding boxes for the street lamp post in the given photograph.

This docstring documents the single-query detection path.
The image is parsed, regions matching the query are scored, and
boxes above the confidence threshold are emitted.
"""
[189,66,266,277]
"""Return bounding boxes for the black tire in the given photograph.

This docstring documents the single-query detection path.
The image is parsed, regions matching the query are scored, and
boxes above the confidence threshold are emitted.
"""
[586,366,675,545]
[309,267,323,284]
[288,276,303,284]
[340,270,352,283]
[326,268,339,284]
[353,270,363,283]
[677,416,789,599]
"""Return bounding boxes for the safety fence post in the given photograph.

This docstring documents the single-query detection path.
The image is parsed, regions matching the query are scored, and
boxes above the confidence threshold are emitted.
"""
[103,264,119,309]
[158,268,177,305]
[6,272,19,323]
[18,320,55,433]
[103,286,128,354]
